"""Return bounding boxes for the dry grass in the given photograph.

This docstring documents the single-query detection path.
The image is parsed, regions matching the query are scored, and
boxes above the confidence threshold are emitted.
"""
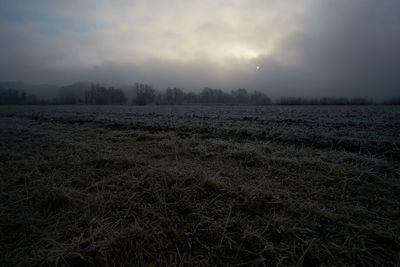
[0,111,399,266]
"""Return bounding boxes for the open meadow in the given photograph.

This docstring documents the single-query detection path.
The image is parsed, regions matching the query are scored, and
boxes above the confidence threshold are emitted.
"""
[1,105,399,266]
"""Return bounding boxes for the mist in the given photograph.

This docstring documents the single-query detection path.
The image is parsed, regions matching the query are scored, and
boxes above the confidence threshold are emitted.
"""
[1,0,400,100]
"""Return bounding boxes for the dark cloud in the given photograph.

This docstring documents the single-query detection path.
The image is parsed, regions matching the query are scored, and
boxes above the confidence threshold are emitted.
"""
[280,0,400,98]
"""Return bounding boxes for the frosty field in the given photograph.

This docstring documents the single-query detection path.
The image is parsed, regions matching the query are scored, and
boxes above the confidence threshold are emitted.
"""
[0,105,399,266]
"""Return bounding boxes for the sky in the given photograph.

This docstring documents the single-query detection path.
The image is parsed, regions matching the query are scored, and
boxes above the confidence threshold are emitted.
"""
[0,0,399,99]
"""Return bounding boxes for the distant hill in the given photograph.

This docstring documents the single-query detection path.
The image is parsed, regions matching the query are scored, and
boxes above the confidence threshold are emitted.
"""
[0,81,132,104]
[0,81,59,100]
[58,81,92,104]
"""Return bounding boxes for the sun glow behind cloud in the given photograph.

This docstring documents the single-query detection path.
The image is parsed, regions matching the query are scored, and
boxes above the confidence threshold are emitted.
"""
[0,0,313,77]
[30,0,309,67]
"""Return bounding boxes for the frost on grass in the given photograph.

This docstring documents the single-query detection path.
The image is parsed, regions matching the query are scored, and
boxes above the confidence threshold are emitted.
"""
[0,106,399,266]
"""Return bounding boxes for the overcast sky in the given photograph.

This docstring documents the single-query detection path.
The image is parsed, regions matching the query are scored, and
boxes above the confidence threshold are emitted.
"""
[0,0,399,98]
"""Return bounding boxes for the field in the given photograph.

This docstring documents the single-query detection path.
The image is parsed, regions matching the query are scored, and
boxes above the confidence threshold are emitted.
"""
[0,105,399,266]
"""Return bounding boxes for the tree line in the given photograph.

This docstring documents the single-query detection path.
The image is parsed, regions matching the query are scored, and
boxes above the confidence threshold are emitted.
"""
[277,96,375,105]
[84,84,127,105]
[132,84,272,105]
[1,82,400,105]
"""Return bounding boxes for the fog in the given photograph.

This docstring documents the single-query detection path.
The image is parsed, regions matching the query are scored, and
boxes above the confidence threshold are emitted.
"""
[1,0,399,99]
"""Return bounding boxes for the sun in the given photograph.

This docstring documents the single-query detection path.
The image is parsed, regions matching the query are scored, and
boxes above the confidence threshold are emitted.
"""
[256,66,261,70]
